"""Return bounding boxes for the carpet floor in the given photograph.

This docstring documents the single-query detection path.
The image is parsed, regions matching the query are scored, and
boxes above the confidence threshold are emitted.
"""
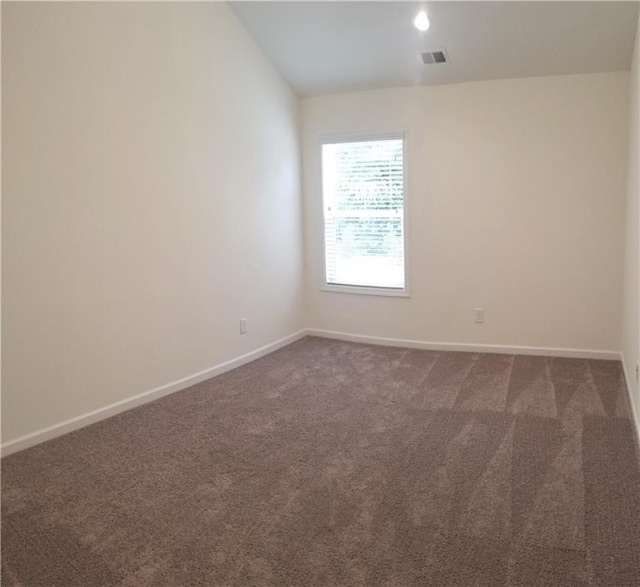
[2,336,640,586]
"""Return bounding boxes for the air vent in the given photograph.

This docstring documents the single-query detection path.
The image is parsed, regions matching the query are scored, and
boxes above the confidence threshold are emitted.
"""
[421,49,448,65]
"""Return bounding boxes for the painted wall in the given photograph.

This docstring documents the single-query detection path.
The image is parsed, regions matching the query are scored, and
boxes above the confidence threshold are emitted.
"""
[302,73,629,353]
[2,3,304,443]
[622,15,640,434]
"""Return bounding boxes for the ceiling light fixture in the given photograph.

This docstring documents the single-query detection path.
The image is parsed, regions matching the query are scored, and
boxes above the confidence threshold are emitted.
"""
[414,10,430,32]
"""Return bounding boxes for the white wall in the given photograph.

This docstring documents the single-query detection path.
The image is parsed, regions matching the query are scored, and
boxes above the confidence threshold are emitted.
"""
[622,15,640,434]
[302,73,629,354]
[2,3,304,444]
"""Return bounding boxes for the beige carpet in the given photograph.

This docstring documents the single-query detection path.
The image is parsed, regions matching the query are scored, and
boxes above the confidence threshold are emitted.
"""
[2,336,640,586]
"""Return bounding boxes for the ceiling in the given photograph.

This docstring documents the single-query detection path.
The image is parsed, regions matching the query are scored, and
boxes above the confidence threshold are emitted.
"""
[229,1,639,97]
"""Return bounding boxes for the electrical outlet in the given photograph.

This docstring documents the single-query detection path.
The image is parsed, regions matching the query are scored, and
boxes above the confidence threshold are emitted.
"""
[240,318,248,335]
[474,308,485,324]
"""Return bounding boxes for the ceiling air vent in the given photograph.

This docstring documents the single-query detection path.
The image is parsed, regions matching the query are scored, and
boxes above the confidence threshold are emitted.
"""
[421,49,448,65]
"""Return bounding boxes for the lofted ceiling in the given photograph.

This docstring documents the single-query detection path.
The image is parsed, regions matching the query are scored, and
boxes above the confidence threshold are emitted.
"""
[229,1,639,97]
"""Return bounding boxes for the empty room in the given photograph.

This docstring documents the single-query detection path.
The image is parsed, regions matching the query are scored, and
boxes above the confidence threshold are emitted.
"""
[2,1,640,585]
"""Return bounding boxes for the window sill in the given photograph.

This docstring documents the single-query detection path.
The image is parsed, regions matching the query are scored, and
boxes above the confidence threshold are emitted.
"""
[321,284,410,298]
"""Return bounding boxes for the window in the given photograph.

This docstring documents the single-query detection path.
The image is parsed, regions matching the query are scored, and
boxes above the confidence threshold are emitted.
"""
[321,134,407,294]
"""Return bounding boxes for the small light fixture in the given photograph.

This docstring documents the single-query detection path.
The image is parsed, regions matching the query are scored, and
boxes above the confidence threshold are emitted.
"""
[414,10,430,32]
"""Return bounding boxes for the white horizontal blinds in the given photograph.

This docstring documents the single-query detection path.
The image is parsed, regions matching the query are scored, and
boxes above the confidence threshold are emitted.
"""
[322,137,405,289]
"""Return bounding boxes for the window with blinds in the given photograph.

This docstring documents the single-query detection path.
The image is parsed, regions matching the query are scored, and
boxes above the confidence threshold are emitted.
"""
[322,135,406,291]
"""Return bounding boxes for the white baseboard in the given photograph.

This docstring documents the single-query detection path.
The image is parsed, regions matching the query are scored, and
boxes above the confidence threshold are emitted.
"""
[621,354,640,449]
[1,330,307,457]
[305,328,621,361]
[1,327,625,458]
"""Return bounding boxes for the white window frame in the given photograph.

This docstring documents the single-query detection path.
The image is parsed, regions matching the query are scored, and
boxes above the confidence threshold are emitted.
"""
[319,130,410,298]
